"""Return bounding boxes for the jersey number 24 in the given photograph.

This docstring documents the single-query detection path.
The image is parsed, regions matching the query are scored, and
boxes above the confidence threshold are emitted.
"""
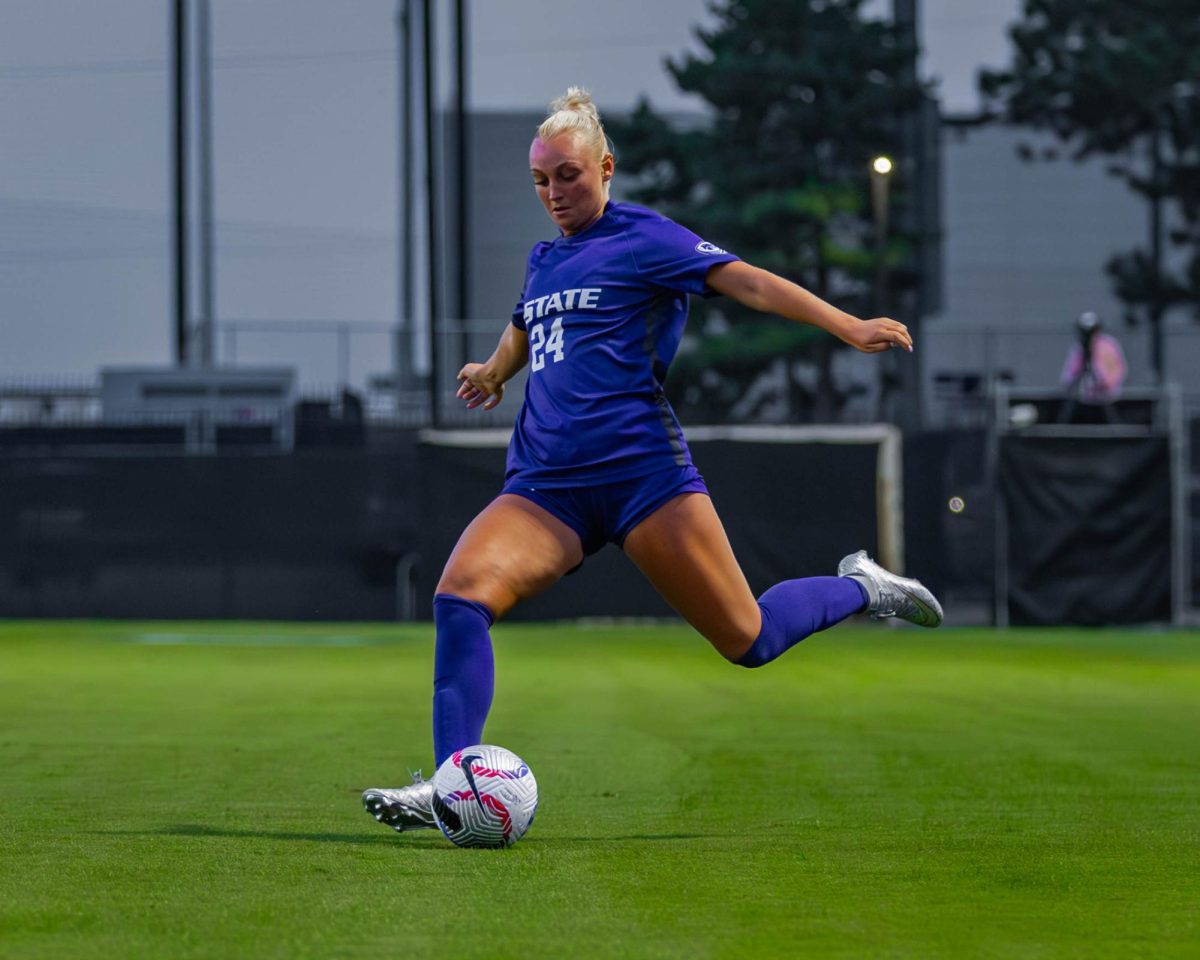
[529,317,565,371]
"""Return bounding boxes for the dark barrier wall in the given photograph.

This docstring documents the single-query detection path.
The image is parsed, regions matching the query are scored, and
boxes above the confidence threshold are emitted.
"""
[0,451,421,620]
[0,434,881,621]
[902,430,993,607]
[417,439,881,620]
[1000,435,1171,625]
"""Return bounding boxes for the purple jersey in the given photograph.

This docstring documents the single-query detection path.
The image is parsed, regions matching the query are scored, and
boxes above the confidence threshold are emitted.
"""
[507,201,738,485]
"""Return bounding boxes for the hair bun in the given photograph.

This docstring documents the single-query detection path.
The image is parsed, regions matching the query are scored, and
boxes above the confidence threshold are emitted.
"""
[549,86,599,121]
[536,86,610,174]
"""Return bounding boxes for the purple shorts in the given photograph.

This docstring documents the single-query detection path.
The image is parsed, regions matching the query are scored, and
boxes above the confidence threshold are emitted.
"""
[501,463,708,556]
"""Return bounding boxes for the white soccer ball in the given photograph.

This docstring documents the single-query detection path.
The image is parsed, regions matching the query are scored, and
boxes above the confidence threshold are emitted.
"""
[430,744,538,848]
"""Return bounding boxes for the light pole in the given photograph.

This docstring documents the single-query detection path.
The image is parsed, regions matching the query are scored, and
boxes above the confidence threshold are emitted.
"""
[171,0,189,366]
[870,155,898,423]
[870,155,893,317]
[868,157,897,424]
[421,0,441,426]
[196,0,215,368]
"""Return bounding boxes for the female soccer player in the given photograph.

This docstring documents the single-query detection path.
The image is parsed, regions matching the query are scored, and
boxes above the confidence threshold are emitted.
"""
[364,88,941,831]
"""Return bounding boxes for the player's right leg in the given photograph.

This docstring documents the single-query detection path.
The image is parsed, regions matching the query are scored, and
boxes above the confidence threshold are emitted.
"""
[364,495,582,833]
[431,493,583,762]
[434,493,585,618]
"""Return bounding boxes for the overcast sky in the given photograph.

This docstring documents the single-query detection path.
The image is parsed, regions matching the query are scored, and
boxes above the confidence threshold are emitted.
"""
[0,0,1021,386]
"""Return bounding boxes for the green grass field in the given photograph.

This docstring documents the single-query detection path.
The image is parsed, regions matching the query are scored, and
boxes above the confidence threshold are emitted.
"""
[1,620,1197,959]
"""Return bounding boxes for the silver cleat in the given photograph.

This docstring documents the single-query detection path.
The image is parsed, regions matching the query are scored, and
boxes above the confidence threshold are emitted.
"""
[838,549,943,628]
[362,772,437,832]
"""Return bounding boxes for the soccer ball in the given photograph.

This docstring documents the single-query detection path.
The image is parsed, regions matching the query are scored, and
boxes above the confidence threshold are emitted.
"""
[430,744,538,848]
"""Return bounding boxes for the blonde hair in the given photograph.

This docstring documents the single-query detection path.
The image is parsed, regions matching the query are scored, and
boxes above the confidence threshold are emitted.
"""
[537,86,612,169]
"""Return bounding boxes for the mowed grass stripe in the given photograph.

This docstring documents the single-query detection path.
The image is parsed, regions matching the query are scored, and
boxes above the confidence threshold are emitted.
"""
[0,622,1196,959]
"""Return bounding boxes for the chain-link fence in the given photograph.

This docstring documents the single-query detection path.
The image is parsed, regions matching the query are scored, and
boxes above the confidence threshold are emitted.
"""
[921,324,1200,429]
[6,319,1200,433]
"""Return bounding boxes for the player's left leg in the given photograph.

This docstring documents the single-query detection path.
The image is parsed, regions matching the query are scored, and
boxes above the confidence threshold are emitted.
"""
[623,492,935,666]
[622,493,763,659]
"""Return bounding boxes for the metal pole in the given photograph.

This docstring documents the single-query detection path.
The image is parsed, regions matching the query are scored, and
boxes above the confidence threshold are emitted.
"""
[992,381,1010,628]
[1166,384,1188,625]
[870,166,890,316]
[396,0,415,391]
[454,0,469,353]
[171,0,189,366]
[984,327,996,393]
[339,323,350,390]
[1149,122,1165,386]
[422,0,441,426]
[894,0,924,433]
[197,0,216,367]
[871,160,892,421]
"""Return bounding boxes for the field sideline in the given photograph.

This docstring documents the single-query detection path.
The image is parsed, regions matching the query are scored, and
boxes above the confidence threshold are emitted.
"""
[1,620,1197,959]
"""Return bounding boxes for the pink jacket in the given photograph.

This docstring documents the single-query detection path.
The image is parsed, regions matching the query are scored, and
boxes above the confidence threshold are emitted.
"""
[1060,333,1127,403]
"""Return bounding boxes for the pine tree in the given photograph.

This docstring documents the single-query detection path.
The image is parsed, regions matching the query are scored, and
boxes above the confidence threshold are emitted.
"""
[979,0,1200,365]
[609,0,925,421]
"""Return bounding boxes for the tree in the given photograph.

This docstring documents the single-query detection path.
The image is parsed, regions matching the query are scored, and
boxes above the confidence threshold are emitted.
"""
[978,0,1200,378]
[609,0,926,422]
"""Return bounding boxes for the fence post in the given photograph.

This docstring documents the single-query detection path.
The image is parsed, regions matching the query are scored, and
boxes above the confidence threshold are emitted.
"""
[395,553,421,621]
[338,324,350,390]
[1168,385,1190,625]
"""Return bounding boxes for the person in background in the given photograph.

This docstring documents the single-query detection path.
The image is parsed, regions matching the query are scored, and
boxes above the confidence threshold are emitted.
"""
[1059,311,1127,423]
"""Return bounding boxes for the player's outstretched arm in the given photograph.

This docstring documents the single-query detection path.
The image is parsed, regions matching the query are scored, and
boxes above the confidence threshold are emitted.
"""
[705,260,913,354]
[456,322,529,410]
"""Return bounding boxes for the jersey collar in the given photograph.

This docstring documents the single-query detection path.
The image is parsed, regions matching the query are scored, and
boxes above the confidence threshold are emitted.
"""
[557,201,615,244]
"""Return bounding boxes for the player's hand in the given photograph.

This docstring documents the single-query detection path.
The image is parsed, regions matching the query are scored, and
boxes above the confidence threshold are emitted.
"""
[456,363,505,410]
[846,317,913,354]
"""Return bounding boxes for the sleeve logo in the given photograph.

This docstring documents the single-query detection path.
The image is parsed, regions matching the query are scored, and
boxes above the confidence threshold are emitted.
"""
[695,240,727,255]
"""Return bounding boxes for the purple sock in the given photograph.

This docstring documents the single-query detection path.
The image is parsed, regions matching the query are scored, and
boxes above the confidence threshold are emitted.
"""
[432,593,495,766]
[735,577,868,668]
